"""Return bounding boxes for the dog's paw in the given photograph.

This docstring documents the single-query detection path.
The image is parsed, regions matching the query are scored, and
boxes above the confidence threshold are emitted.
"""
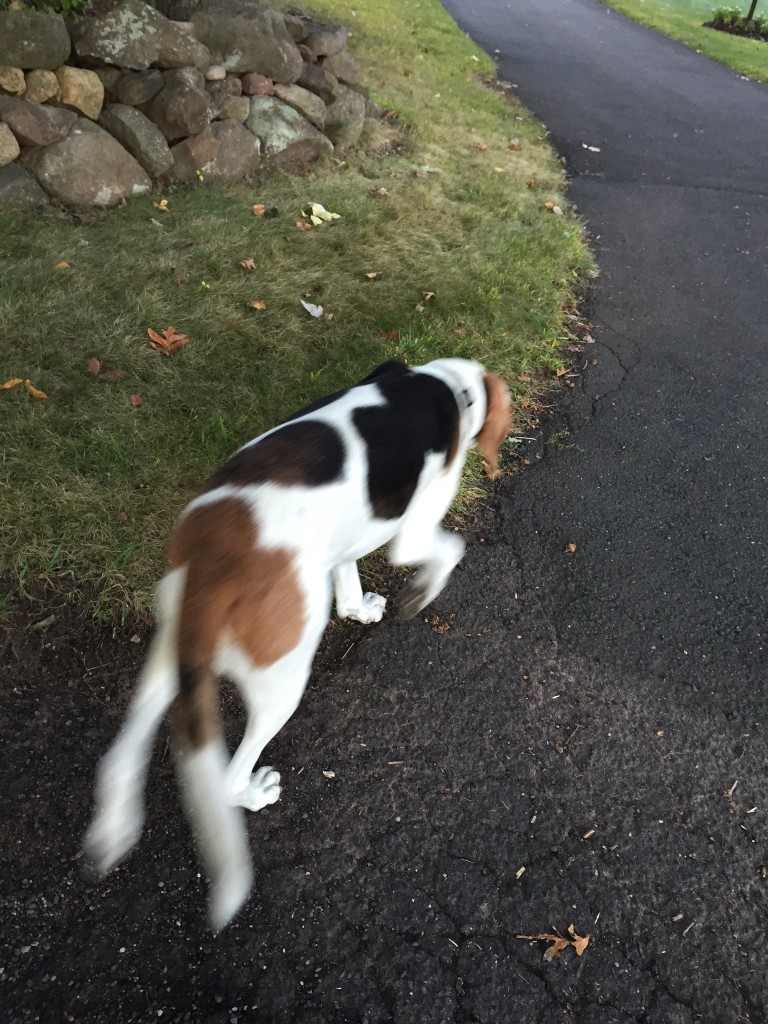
[233,766,282,812]
[397,578,430,620]
[82,803,143,878]
[351,592,387,624]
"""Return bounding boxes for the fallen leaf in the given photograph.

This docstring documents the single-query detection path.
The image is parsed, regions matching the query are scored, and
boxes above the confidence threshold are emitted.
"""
[310,202,341,223]
[509,137,522,150]
[153,198,169,212]
[147,326,191,355]
[300,298,324,318]
[240,258,256,270]
[1,377,24,389]
[200,281,210,289]
[428,613,455,635]
[296,220,313,231]
[118,512,128,522]
[100,368,125,383]
[310,214,324,226]
[517,374,531,383]
[454,327,467,338]
[247,299,267,309]
[567,925,591,956]
[493,166,505,173]
[87,357,101,375]
[423,291,436,302]
[322,770,336,779]
[474,142,488,152]
[252,203,266,216]
[566,543,577,553]
[365,271,379,280]
[517,933,571,961]
[24,380,49,400]
[545,201,555,210]
[54,261,70,270]
[526,179,536,188]
[370,186,389,197]
[555,366,568,377]
[379,328,398,341]
[130,393,143,407]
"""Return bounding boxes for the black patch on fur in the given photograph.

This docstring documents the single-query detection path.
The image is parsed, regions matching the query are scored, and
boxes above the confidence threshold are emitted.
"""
[203,420,345,491]
[352,364,459,519]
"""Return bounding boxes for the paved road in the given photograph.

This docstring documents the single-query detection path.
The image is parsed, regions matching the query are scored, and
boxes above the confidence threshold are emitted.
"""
[3,3,767,1023]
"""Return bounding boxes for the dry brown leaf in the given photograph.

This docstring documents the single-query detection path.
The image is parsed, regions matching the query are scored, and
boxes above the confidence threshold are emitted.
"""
[54,261,70,271]
[147,325,191,355]
[379,328,398,341]
[517,933,570,960]
[296,220,313,231]
[555,366,568,377]
[517,374,531,382]
[567,925,591,956]
[247,299,267,310]
[423,291,436,302]
[509,138,522,150]
[87,357,101,375]
[240,258,256,270]
[100,368,125,383]
[526,179,536,189]
[24,380,49,400]
[252,203,266,216]
[2,377,24,390]
[566,543,577,553]
[130,393,143,407]
[474,142,488,152]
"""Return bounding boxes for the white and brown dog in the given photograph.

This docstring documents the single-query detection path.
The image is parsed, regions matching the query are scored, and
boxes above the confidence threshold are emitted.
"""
[84,358,511,930]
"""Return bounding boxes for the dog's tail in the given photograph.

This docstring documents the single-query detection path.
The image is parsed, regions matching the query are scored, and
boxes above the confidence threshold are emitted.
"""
[170,561,253,932]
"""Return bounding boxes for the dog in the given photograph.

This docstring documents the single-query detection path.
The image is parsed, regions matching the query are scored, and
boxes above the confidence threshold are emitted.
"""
[83,357,511,930]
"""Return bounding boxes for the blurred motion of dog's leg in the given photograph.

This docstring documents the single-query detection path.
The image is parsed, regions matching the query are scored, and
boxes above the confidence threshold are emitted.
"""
[83,626,179,876]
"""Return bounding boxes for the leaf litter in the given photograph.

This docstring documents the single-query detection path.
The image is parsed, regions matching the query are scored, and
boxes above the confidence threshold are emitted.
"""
[146,326,192,355]
[517,924,591,961]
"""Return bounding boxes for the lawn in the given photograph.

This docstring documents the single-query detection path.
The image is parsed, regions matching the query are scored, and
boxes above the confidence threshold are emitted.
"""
[0,0,592,618]
[600,0,768,82]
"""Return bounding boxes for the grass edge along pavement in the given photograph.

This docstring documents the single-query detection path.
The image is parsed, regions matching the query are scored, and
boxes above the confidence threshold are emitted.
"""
[600,0,768,83]
[0,0,593,619]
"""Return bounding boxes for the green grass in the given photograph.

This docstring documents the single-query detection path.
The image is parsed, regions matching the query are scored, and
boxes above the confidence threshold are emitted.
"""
[601,0,768,82]
[0,0,592,616]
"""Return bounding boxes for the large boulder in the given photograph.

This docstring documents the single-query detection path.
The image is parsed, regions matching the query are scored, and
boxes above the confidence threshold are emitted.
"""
[23,117,151,207]
[145,66,211,141]
[245,96,332,171]
[73,0,211,72]
[25,70,61,105]
[324,86,365,153]
[99,103,173,177]
[170,118,260,183]
[0,67,26,98]
[0,163,50,207]
[55,66,105,121]
[0,122,21,167]
[300,21,348,60]
[191,0,303,81]
[0,11,70,70]
[115,69,165,106]
[321,51,361,87]
[0,96,76,148]
[273,83,325,130]
[297,63,340,105]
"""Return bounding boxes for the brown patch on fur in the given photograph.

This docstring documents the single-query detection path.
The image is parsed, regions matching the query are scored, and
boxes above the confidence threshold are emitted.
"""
[476,373,512,480]
[167,496,305,748]
[201,421,344,493]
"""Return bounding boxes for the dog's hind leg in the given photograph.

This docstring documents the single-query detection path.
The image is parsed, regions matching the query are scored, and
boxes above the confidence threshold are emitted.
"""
[83,571,184,875]
[332,561,387,623]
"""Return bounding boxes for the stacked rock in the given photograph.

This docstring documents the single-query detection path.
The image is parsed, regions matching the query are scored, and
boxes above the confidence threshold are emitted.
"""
[0,0,374,208]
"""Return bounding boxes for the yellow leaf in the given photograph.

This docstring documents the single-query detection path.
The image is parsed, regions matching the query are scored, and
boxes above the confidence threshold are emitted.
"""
[545,201,555,210]
[54,261,70,270]
[153,199,169,212]
[493,166,505,173]
[24,379,49,400]
[310,214,324,226]
[310,202,341,222]
[247,300,267,309]
[2,377,24,389]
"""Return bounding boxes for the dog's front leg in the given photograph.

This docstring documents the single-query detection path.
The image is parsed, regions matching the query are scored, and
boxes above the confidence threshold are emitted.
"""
[332,562,387,623]
[391,528,466,620]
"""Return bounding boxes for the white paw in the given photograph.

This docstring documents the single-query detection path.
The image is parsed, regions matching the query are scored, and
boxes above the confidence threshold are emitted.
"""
[82,801,143,877]
[232,766,282,812]
[345,592,387,624]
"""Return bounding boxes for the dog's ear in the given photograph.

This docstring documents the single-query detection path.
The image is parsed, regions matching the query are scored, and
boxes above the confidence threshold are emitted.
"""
[475,372,511,480]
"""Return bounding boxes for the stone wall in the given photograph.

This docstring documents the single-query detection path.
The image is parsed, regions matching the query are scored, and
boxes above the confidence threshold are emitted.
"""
[0,0,377,208]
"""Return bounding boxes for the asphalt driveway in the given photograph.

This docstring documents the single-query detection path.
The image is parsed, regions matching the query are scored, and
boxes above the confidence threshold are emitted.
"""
[2,2,767,1022]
